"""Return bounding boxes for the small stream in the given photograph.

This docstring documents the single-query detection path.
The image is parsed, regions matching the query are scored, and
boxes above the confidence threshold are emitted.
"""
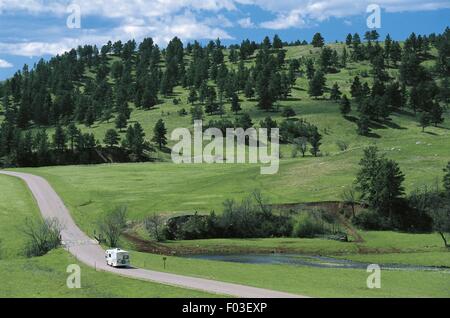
[184,254,450,272]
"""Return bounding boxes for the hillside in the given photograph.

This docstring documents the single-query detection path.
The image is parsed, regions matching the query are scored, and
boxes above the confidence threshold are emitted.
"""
[0,31,449,165]
[0,30,449,298]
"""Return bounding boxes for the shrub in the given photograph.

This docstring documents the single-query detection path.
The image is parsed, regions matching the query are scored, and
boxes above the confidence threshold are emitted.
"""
[98,206,128,247]
[178,108,188,116]
[144,214,166,242]
[293,213,326,238]
[292,209,343,238]
[164,214,214,240]
[164,192,293,240]
[352,210,390,230]
[336,140,349,152]
[179,214,210,240]
[22,218,62,257]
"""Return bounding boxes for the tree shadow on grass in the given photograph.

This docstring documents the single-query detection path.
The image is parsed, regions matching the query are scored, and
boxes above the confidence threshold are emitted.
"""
[382,119,406,130]
[395,109,416,117]
[365,132,381,139]
[283,97,303,102]
[368,121,386,130]
[343,115,358,123]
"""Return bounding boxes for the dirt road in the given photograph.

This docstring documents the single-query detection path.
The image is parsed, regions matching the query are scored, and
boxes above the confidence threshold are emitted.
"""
[1,171,305,298]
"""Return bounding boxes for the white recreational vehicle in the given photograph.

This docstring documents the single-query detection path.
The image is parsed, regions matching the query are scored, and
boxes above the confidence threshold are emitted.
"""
[105,248,130,267]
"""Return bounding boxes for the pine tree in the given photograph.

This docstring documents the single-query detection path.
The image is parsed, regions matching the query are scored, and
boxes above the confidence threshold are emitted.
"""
[351,76,363,99]
[67,123,80,152]
[282,106,296,119]
[152,119,168,150]
[371,159,405,219]
[231,93,242,114]
[341,47,348,67]
[85,105,95,128]
[205,87,218,115]
[191,104,204,123]
[357,115,370,136]
[18,130,34,165]
[384,34,392,63]
[199,81,209,104]
[115,113,128,132]
[101,107,113,123]
[104,129,120,148]
[141,80,158,110]
[35,129,50,165]
[237,113,253,130]
[309,128,322,157]
[305,59,315,80]
[439,76,450,106]
[346,34,353,46]
[244,77,255,99]
[418,112,431,132]
[340,95,351,115]
[352,33,361,46]
[311,33,325,48]
[124,122,146,158]
[330,83,342,101]
[53,125,67,152]
[188,87,198,105]
[273,34,283,49]
[308,70,326,99]
[390,41,402,66]
[443,162,450,193]
[430,102,444,127]
[262,36,272,50]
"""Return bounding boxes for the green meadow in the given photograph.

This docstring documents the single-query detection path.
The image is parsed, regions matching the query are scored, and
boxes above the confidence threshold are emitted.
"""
[128,250,450,298]
[0,174,217,298]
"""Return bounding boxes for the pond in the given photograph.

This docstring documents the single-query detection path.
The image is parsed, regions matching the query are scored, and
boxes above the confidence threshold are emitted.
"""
[184,254,450,272]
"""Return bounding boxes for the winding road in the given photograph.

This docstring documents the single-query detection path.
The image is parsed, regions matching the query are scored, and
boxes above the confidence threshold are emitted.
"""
[1,171,304,298]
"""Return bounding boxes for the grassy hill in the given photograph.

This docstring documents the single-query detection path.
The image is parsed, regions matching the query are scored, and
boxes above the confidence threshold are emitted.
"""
[5,41,447,227]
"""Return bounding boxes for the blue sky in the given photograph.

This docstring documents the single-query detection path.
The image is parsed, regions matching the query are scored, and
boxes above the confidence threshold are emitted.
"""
[0,0,449,80]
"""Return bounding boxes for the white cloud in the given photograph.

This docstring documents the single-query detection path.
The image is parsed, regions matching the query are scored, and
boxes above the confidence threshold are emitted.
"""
[0,0,237,18]
[0,0,448,55]
[235,0,450,15]
[0,1,236,57]
[238,17,255,28]
[1,0,449,19]
[0,10,234,57]
[117,12,234,44]
[260,9,306,30]
[238,0,450,29]
[0,58,13,68]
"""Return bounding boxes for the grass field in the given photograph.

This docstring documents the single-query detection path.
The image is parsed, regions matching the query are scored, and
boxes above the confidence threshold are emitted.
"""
[5,169,449,298]
[0,175,41,259]
[128,250,450,298]
[0,249,218,298]
[159,231,448,256]
[0,174,217,298]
